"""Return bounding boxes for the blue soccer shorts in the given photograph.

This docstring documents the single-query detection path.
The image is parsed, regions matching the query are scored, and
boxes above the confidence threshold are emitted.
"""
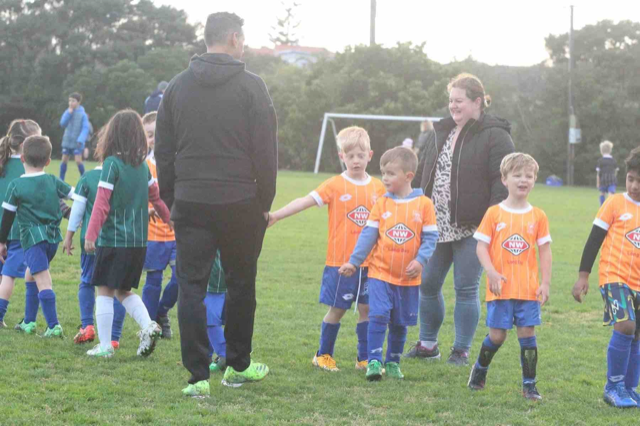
[319,266,369,309]
[23,242,58,275]
[367,278,419,326]
[144,241,176,271]
[600,283,640,327]
[486,299,541,329]
[0,240,26,278]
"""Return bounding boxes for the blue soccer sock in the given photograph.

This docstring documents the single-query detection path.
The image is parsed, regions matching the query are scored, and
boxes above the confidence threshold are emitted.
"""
[356,321,369,362]
[157,266,178,317]
[385,324,407,364]
[78,281,95,328]
[141,270,162,320]
[519,336,538,384]
[111,298,126,341]
[38,289,59,329]
[59,162,67,181]
[599,195,605,205]
[207,325,227,359]
[77,162,85,176]
[476,334,502,370]
[625,338,640,390]
[607,330,633,388]
[0,298,8,322]
[24,281,39,323]
[318,322,341,356]
[368,319,387,363]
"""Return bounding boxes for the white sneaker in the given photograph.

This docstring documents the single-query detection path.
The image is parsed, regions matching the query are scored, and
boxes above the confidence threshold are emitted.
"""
[137,321,161,357]
[87,343,115,358]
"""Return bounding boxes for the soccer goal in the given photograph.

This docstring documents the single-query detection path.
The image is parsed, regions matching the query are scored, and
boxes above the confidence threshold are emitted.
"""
[314,113,442,174]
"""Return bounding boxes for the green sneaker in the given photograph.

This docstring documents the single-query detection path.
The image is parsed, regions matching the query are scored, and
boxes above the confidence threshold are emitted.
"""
[210,356,227,373]
[86,344,115,358]
[366,360,383,381]
[182,380,210,398]
[222,360,269,388]
[43,324,63,338]
[14,319,37,334]
[384,362,404,379]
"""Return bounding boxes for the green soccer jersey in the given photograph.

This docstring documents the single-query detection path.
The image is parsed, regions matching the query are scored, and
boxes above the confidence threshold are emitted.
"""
[207,251,227,294]
[97,156,153,248]
[2,172,73,250]
[73,166,102,254]
[0,156,26,241]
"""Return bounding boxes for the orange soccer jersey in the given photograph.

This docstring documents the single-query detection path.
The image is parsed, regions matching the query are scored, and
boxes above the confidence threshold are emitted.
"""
[365,194,437,286]
[474,204,551,302]
[146,157,175,242]
[593,193,640,291]
[310,173,386,267]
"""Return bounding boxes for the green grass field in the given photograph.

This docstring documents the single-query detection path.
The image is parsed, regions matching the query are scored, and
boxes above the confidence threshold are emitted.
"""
[0,162,636,425]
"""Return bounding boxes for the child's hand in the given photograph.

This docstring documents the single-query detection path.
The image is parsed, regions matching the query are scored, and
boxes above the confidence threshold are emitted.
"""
[63,235,74,256]
[572,276,589,303]
[339,263,356,277]
[84,239,96,254]
[0,243,6,263]
[267,212,278,228]
[405,260,423,279]
[537,283,550,306]
[148,207,157,223]
[487,269,507,297]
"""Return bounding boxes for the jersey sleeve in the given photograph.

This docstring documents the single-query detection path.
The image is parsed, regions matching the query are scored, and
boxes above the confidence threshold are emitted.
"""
[367,198,382,228]
[474,208,494,244]
[2,181,18,212]
[536,210,552,246]
[72,175,89,203]
[421,197,437,233]
[147,164,155,187]
[594,197,616,231]
[56,177,74,199]
[596,158,601,172]
[309,178,333,207]
[98,157,118,191]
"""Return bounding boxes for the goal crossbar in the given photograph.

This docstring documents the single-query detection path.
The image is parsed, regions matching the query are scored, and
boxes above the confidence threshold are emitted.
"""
[314,113,442,173]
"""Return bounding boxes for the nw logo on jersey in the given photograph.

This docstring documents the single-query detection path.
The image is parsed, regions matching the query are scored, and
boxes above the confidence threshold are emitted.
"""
[496,223,506,232]
[347,205,370,227]
[386,223,415,245]
[620,213,634,221]
[502,234,530,256]
[382,211,392,220]
[625,227,640,249]
[339,194,352,202]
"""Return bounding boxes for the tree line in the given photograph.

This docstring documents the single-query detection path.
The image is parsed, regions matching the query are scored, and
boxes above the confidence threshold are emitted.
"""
[1,1,638,185]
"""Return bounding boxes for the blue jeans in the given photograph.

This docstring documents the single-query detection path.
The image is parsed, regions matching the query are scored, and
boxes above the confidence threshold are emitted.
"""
[419,236,483,351]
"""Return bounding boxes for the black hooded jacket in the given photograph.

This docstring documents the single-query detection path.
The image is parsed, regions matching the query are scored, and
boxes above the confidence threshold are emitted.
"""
[155,53,278,212]
[414,113,515,227]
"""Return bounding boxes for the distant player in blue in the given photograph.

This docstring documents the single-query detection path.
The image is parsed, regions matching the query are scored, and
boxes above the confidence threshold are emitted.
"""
[597,140,618,205]
[206,251,227,373]
[59,92,90,181]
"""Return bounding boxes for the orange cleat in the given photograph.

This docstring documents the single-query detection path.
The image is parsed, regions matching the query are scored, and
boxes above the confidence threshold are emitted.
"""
[73,325,96,344]
[111,341,120,350]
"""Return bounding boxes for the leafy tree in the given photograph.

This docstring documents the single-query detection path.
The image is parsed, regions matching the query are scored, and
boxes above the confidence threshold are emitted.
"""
[269,1,301,46]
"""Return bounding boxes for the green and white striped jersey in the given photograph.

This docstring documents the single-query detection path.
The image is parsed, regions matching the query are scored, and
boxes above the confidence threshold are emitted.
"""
[74,166,101,253]
[0,156,26,241]
[207,250,227,294]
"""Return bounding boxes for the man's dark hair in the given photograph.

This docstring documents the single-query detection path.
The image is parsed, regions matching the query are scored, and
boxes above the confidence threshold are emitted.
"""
[625,147,640,175]
[23,135,52,168]
[69,92,83,103]
[204,12,244,47]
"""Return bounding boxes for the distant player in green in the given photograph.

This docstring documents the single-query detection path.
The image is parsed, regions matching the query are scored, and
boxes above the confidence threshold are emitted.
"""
[0,119,41,329]
[206,251,227,374]
[0,135,74,338]
[83,109,171,358]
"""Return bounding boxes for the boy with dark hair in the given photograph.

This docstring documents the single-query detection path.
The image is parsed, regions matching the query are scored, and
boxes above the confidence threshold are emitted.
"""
[60,92,90,181]
[0,135,75,337]
[573,147,640,408]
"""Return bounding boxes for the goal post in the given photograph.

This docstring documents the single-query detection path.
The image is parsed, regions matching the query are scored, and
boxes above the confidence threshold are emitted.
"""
[314,113,442,174]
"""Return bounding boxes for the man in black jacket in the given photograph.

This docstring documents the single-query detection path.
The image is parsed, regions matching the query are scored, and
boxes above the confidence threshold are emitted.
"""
[155,12,277,396]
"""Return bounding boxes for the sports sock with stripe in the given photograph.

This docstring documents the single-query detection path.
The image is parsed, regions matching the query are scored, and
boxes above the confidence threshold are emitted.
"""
[607,330,633,389]
[96,295,114,351]
[24,281,39,323]
[356,321,368,362]
[38,289,59,329]
[318,321,340,356]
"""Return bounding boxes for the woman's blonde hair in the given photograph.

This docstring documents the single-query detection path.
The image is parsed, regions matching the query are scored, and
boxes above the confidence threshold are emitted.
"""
[448,73,491,109]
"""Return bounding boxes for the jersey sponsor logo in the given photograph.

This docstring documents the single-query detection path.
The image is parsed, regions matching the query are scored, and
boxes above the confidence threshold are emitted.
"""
[496,222,506,232]
[382,211,392,220]
[625,227,640,249]
[386,223,415,245]
[620,213,634,221]
[527,222,535,235]
[412,210,423,223]
[502,234,530,256]
[339,194,352,202]
[347,205,370,227]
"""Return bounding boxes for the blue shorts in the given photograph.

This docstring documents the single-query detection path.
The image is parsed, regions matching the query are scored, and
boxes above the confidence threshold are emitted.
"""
[205,292,226,327]
[80,253,95,284]
[62,146,84,156]
[23,242,58,275]
[367,278,419,326]
[599,185,616,194]
[144,241,176,271]
[486,300,541,329]
[600,283,640,326]
[319,266,369,309]
[0,240,26,278]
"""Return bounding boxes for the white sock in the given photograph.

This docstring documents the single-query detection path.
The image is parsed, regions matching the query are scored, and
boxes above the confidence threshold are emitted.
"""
[421,340,438,350]
[96,296,114,351]
[121,294,152,330]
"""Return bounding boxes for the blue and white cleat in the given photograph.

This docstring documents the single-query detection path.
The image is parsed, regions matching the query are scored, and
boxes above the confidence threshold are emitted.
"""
[603,383,637,408]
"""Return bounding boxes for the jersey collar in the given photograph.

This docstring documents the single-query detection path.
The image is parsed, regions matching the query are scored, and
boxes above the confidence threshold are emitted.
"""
[10,155,20,159]
[384,188,424,202]
[95,166,102,171]
[499,202,533,214]
[602,154,613,158]
[624,193,640,206]
[20,171,45,178]
[341,171,371,186]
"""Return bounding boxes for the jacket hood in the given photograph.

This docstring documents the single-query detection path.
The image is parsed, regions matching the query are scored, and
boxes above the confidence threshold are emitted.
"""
[188,53,245,88]
[434,113,511,135]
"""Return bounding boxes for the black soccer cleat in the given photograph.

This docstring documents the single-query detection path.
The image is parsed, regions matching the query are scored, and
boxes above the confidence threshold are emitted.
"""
[467,364,487,390]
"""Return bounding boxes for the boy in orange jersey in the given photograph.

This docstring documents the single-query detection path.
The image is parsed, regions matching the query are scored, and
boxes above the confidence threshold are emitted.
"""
[269,127,385,372]
[140,112,178,338]
[339,147,438,381]
[572,147,640,408]
[468,153,552,401]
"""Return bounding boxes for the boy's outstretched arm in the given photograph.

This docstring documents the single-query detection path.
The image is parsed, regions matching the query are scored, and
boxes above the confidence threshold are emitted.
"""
[537,243,552,306]
[476,240,506,297]
[268,195,316,228]
[572,225,607,302]
[339,224,378,277]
